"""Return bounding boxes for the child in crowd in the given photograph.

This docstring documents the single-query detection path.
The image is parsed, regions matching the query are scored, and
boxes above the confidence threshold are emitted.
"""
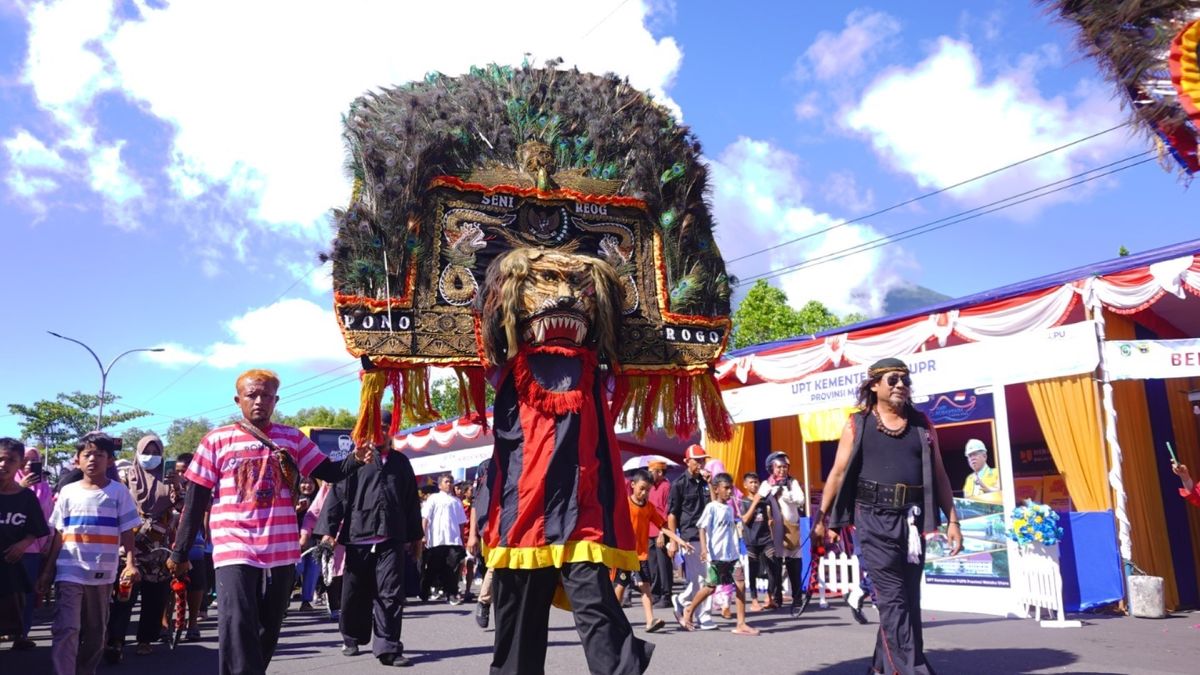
[680,473,759,636]
[740,472,775,612]
[0,438,50,649]
[615,469,692,633]
[39,432,141,675]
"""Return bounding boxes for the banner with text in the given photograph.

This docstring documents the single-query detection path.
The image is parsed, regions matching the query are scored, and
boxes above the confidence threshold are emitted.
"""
[1103,338,1200,381]
[723,321,1099,423]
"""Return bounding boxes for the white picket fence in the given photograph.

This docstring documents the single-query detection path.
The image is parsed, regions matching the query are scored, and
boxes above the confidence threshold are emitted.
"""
[816,552,863,609]
[1015,543,1080,628]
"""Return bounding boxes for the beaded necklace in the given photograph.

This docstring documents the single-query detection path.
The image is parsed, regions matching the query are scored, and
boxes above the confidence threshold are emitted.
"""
[872,407,909,438]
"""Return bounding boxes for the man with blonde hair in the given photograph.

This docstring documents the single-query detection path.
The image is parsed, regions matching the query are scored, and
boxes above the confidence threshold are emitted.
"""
[169,369,373,675]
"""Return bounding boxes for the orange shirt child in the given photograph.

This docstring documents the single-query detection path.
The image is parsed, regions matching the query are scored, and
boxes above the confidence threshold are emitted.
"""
[628,496,667,561]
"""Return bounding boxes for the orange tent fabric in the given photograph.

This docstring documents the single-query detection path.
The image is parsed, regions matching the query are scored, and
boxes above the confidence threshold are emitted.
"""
[1025,374,1110,511]
[1107,312,1180,610]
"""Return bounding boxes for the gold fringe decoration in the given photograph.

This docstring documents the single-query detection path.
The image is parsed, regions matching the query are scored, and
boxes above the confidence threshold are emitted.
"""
[352,368,390,448]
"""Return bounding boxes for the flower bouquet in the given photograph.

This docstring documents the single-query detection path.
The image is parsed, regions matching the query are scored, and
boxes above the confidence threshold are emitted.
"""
[1007,500,1064,547]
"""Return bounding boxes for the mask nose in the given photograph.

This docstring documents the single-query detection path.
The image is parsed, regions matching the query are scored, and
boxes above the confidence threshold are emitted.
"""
[555,295,575,309]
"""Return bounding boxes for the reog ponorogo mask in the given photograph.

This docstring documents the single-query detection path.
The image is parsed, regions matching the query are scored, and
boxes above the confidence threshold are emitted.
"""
[326,62,734,444]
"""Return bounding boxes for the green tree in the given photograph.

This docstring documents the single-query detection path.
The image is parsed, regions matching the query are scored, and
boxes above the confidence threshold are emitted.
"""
[275,406,358,429]
[1118,245,1130,257]
[730,280,854,350]
[164,417,213,460]
[7,391,148,474]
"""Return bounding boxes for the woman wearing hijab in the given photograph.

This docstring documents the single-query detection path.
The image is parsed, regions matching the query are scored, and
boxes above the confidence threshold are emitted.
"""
[105,434,175,661]
[746,451,807,616]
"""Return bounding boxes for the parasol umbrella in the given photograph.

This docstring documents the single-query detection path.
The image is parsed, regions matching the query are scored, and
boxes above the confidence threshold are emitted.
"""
[622,455,678,472]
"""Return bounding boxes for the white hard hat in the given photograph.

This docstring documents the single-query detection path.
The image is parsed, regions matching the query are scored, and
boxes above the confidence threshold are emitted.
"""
[964,439,988,456]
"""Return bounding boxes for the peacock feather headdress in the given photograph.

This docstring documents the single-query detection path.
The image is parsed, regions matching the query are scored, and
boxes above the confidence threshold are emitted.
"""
[1041,0,1200,172]
[326,61,734,445]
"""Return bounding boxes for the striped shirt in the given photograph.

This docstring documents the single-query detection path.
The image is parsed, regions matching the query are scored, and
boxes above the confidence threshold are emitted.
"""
[185,422,325,569]
[50,480,140,585]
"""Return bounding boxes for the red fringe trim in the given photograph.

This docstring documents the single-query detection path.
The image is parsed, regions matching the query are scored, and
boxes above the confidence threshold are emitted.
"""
[613,370,732,441]
[512,346,597,416]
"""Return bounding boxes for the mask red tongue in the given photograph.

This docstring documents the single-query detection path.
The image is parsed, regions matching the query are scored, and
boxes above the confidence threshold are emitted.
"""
[544,322,577,343]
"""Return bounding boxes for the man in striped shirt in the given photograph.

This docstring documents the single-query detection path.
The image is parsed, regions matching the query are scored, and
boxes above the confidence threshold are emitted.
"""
[38,432,141,675]
[168,369,372,675]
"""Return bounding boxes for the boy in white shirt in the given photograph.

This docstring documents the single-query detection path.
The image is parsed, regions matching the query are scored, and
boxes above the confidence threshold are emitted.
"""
[38,433,141,675]
[680,473,758,636]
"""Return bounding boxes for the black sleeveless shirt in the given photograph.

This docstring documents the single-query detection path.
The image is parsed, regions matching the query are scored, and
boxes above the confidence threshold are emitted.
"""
[858,412,923,486]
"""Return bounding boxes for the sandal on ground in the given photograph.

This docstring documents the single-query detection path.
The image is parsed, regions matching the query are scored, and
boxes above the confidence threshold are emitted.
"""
[646,618,665,633]
[731,626,760,636]
[136,643,153,655]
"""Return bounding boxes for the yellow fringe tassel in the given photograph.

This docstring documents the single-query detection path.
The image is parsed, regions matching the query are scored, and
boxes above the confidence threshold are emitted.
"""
[352,369,390,448]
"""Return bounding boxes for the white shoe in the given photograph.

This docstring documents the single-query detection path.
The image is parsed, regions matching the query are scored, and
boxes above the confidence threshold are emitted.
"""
[671,593,684,620]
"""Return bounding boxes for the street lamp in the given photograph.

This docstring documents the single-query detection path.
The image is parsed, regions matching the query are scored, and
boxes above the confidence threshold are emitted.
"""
[47,331,165,430]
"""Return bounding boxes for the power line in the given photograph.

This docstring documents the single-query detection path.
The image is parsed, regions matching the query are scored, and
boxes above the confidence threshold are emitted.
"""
[581,0,633,39]
[739,153,1156,286]
[726,121,1132,266]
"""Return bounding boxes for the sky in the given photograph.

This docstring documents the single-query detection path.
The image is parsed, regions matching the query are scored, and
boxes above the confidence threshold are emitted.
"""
[2,0,1196,442]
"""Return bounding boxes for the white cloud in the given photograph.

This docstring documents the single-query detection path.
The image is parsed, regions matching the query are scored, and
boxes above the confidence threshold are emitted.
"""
[5,130,66,171]
[16,0,683,243]
[710,137,904,317]
[844,37,1133,218]
[793,92,821,120]
[143,298,351,370]
[142,343,204,368]
[802,9,901,81]
[822,170,875,213]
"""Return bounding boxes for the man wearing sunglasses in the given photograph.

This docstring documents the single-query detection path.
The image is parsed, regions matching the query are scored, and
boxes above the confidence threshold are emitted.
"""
[812,357,961,675]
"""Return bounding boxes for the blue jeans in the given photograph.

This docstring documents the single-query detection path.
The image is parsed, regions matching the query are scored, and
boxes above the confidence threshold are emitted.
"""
[296,553,319,603]
[21,552,41,636]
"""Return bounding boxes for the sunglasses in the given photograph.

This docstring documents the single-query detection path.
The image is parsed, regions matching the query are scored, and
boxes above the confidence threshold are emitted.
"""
[884,373,912,387]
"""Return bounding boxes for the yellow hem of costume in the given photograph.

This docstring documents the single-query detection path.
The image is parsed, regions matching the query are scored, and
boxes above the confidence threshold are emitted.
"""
[483,540,639,572]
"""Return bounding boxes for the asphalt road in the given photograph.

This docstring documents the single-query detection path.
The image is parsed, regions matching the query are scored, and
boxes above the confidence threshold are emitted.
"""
[8,594,1198,673]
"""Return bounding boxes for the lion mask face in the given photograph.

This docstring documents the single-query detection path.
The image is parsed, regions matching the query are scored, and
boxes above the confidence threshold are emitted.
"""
[478,248,623,365]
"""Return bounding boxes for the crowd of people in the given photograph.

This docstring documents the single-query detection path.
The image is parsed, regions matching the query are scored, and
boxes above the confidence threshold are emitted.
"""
[11,357,1179,674]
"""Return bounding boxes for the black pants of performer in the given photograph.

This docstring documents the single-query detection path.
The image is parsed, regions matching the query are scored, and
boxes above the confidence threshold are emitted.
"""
[341,540,406,659]
[327,576,343,612]
[215,563,295,675]
[646,538,673,604]
[491,562,654,675]
[746,544,779,602]
[857,503,935,675]
[426,544,465,599]
[107,578,169,647]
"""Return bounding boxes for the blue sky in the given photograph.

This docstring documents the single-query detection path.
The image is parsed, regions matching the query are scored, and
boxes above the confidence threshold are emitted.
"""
[1,0,1194,442]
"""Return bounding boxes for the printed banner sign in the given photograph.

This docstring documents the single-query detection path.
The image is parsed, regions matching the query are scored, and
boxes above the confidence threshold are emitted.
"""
[723,321,1099,423]
[925,498,1010,588]
[1103,338,1200,381]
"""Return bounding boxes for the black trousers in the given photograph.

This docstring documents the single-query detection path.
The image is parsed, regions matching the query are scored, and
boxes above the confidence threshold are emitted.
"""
[215,563,296,675]
[426,544,465,598]
[646,538,673,603]
[857,503,935,675]
[491,562,653,675]
[341,540,406,657]
[107,578,169,646]
[745,544,778,601]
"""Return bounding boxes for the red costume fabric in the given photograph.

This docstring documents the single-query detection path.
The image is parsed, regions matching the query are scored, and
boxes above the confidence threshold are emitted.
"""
[482,346,637,571]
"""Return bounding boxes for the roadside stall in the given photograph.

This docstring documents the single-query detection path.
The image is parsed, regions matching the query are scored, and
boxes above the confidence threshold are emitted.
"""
[710,239,1200,615]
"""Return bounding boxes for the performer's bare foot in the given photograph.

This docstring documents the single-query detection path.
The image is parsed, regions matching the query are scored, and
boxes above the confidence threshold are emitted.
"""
[732,625,760,636]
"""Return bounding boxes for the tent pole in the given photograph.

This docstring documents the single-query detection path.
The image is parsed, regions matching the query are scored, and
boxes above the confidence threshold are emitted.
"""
[1090,296,1133,608]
